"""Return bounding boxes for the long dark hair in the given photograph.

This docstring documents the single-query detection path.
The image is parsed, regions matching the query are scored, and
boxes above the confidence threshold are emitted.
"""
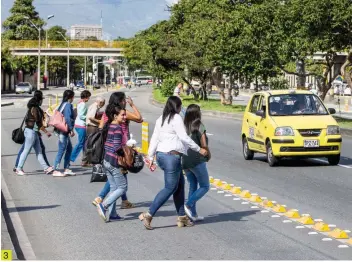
[162,96,182,126]
[109,92,126,107]
[105,104,124,124]
[62,90,75,102]
[184,104,202,134]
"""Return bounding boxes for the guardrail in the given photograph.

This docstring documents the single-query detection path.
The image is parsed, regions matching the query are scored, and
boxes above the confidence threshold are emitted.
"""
[2,40,127,49]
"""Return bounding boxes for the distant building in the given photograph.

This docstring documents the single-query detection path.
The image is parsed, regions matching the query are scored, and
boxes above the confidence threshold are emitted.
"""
[70,25,102,40]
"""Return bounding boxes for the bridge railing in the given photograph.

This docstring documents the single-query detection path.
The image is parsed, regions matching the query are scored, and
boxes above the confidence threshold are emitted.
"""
[3,40,127,49]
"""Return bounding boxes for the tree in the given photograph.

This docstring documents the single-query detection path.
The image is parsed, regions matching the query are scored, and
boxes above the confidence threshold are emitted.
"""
[85,36,98,41]
[47,25,67,41]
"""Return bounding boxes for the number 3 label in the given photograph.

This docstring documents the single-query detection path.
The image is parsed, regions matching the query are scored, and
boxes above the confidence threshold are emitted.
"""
[1,250,12,260]
[249,127,255,139]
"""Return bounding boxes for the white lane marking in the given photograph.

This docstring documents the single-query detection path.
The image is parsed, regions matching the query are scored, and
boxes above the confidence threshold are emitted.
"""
[217,191,224,194]
[302,214,310,217]
[338,245,349,248]
[224,194,232,197]
[261,197,268,200]
[261,210,270,213]
[308,232,318,235]
[251,206,259,209]
[251,193,258,196]
[210,188,217,191]
[328,224,337,228]
[241,202,249,205]
[272,201,277,204]
[296,226,305,229]
[283,220,293,223]
[344,230,351,233]
[1,174,37,260]
[322,238,333,241]
[206,133,214,136]
[282,204,287,207]
[271,215,281,218]
[313,158,352,169]
[233,198,240,200]
[314,218,323,222]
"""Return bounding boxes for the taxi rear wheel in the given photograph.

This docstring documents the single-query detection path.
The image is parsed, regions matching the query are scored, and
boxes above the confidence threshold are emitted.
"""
[266,141,278,167]
[327,154,340,165]
[242,137,254,160]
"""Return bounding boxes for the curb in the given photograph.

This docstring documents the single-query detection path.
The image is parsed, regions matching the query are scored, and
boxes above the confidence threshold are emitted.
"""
[1,102,14,107]
[150,97,352,136]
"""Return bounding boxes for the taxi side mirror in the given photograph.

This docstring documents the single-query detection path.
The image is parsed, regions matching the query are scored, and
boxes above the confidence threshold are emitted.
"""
[328,108,336,115]
[255,110,265,118]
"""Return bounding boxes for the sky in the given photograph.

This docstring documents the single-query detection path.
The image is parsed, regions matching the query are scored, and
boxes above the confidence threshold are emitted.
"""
[1,0,179,38]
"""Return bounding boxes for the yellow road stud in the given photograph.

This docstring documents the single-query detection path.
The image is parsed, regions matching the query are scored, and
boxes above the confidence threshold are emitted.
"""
[240,190,251,199]
[313,222,330,232]
[249,195,262,203]
[215,180,223,187]
[328,228,349,239]
[284,209,301,219]
[231,187,241,194]
[297,216,314,225]
[222,184,232,190]
[209,177,214,183]
[272,205,286,213]
[260,200,274,208]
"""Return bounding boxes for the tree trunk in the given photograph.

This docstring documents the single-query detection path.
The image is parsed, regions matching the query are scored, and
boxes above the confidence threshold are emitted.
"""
[182,77,198,100]
[296,59,306,88]
[341,49,352,90]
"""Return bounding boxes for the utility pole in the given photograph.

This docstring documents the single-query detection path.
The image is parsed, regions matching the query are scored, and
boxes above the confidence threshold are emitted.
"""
[84,56,87,86]
[44,15,54,88]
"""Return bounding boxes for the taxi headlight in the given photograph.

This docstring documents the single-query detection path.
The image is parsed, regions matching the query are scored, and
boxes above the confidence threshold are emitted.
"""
[327,125,340,135]
[275,127,294,136]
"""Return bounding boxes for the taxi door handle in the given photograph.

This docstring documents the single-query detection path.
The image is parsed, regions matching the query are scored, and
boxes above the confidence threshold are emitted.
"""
[255,122,257,126]
[246,119,248,123]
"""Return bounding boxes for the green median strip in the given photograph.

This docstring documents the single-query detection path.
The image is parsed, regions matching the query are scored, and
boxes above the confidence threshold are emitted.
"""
[333,117,352,129]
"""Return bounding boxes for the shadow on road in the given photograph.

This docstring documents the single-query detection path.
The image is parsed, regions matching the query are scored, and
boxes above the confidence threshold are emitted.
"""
[7,204,60,213]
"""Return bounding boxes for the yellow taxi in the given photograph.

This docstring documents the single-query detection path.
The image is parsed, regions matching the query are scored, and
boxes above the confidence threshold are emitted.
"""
[241,90,342,166]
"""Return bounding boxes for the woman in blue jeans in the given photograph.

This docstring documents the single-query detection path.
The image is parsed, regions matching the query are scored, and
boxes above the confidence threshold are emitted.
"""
[52,90,76,177]
[15,95,54,176]
[139,96,208,230]
[96,104,127,222]
[182,104,211,221]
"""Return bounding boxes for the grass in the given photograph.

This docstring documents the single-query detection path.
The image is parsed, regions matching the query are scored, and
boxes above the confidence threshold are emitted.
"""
[153,89,246,113]
[333,116,352,129]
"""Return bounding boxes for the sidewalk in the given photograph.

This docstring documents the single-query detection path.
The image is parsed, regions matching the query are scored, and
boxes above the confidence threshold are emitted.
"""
[1,196,18,260]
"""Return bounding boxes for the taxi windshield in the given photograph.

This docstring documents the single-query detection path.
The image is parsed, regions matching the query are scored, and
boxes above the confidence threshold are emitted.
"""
[268,94,328,116]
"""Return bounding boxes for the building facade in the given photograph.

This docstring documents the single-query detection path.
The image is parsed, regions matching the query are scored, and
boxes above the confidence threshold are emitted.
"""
[70,25,102,40]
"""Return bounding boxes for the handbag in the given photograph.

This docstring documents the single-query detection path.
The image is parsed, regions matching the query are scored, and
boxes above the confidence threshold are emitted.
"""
[90,164,107,182]
[12,111,28,144]
[48,102,68,133]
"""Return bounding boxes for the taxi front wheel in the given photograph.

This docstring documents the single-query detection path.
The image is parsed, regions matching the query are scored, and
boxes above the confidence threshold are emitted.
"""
[266,141,278,167]
[242,137,254,160]
[327,154,340,166]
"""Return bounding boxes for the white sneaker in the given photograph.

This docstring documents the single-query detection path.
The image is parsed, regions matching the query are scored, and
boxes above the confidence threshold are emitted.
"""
[193,216,204,221]
[64,169,76,176]
[52,170,66,177]
[16,169,26,176]
[184,205,195,220]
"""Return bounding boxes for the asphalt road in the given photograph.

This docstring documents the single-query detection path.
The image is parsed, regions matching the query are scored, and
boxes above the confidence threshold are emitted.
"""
[1,86,352,260]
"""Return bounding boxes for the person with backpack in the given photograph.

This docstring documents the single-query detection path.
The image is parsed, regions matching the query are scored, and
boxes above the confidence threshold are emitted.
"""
[96,104,128,222]
[13,91,51,172]
[183,104,211,222]
[139,96,208,230]
[52,90,76,177]
[92,92,142,209]
[70,90,91,166]
[15,94,54,176]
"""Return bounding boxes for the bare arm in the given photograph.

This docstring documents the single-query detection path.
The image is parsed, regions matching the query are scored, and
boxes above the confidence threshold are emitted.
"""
[126,97,143,123]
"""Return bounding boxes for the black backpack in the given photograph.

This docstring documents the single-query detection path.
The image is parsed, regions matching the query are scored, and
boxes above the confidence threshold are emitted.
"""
[85,124,108,165]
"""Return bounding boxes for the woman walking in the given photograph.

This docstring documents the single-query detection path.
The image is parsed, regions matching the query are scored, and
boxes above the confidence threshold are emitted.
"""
[92,92,142,209]
[13,91,51,172]
[15,93,54,176]
[70,90,91,166]
[52,90,76,177]
[183,104,211,221]
[139,96,208,230]
[96,104,127,222]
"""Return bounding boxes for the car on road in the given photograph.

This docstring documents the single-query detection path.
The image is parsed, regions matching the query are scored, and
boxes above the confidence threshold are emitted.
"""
[15,82,33,94]
[136,76,152,86]
[76,81,85,89]
[241,90,342,166]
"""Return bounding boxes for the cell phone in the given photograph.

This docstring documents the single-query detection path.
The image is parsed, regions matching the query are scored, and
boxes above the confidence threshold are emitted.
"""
[144,158,157,172]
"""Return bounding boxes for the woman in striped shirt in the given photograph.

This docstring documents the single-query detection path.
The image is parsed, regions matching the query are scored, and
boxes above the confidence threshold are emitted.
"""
[96,104,127,222]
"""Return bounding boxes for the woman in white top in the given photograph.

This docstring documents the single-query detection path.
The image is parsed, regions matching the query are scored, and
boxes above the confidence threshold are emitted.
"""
[139,96,208,230]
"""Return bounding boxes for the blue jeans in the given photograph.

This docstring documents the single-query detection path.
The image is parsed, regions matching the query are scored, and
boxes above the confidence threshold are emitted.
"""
[15,134,50,168]
[54,133,72,170]
[70,127,86,162]
[185,162,210,216]
[17,128,49,170]
[102,160,127,218]
[149,152,185,217]
[99,180,128,201]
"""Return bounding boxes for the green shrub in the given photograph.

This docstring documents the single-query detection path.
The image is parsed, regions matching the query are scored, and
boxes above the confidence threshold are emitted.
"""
[160,76,180,97]
[268,77,290,90]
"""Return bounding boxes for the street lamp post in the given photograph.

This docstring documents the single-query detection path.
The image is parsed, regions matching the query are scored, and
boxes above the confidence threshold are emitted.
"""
[57,31,70,88]
[25,17,41,90]
[44,15,54,88]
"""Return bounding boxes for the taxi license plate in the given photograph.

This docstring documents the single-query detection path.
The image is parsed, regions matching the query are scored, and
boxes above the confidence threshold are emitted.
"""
[304,140,319,148]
